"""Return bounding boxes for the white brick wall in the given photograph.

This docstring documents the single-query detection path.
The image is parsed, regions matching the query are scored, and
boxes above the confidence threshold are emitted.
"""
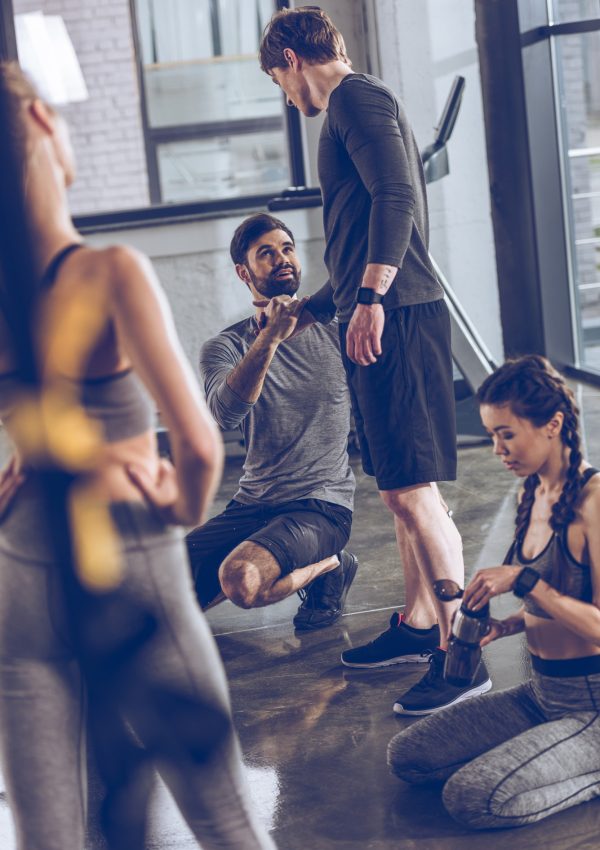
[13,0,149,214]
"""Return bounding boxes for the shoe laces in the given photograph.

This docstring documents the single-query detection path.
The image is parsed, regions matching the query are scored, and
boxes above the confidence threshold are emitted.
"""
[412,649,443,691]
[297,581,320,609]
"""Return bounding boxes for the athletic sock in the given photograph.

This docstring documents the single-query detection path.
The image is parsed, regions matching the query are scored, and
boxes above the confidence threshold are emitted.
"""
[402,620,438,634]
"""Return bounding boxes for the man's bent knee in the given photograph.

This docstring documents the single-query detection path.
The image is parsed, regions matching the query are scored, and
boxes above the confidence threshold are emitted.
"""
[219,558,265,609]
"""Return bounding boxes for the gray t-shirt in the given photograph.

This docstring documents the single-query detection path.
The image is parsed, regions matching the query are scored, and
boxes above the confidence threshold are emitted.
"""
[308,73,443,324]
[200,317,355,510]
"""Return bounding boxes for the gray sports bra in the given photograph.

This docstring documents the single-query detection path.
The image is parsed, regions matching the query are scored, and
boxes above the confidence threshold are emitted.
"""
[505,467,598,619]
[0,243,155,443]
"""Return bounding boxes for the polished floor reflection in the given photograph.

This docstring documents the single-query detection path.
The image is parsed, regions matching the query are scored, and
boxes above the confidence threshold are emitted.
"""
[1,382,600,848]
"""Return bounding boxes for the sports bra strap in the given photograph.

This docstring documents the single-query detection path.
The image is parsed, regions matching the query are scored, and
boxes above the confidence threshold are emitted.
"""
[581,467,599,487]
[41,242,85,288]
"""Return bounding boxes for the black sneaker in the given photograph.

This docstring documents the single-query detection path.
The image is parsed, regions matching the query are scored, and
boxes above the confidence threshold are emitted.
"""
[393,648,492,715]
[340,613,439,668]
[293,551,358,631]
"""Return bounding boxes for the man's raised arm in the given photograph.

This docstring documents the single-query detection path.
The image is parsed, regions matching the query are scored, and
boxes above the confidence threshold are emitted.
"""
[201,297,306,429]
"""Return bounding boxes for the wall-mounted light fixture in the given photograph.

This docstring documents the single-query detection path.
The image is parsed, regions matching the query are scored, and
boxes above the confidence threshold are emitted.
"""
[15,12,88,105]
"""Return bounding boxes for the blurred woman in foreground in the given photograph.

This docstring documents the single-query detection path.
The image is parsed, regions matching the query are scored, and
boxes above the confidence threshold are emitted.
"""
[0,62,274,850]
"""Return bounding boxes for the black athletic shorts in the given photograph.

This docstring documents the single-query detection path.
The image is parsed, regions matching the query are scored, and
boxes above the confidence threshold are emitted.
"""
[339,300,457,490]
[186,497,352,608]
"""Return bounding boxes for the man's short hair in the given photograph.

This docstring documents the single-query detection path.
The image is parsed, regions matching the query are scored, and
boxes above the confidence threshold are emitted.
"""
[259,8,350,73]
[230,213,295,266]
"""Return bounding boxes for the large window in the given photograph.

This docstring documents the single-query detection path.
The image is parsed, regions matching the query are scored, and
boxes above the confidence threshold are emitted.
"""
[549,0,600,22]
[7,0,299,220]
[133,0,290,204]
[550,1,600,370]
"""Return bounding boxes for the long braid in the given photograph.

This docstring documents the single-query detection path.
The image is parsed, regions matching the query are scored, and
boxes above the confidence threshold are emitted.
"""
[550,390,582,533]
[515,474,539,542]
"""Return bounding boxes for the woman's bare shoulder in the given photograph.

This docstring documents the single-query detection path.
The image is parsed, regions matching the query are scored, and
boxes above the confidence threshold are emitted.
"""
[74,243,149,282]
[50,245,157,314]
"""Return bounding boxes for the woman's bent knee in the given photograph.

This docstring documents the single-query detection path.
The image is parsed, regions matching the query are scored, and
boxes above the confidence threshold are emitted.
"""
[442,769,515,830]
[387,730,442,784]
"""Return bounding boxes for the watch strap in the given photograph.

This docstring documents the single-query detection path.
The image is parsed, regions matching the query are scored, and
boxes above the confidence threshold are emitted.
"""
[356,287,384,305]
[513,566,540,598]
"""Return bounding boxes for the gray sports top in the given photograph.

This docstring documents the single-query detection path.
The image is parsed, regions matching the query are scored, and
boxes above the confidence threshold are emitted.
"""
[0,243,155,444]
[0,367,155,445]
[505,468,598,619]
[200,316,355,510]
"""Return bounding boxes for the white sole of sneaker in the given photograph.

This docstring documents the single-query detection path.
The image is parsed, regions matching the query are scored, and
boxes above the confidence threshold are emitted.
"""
[392,677,493,715]
[340,653,433,669]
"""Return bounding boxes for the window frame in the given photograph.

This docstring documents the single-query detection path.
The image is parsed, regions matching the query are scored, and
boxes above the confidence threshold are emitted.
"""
[525,13,600,375]
[1,0,309,230]
[475,0,600,380]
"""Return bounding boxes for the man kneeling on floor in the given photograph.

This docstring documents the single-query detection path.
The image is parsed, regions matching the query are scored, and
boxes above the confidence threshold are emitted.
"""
[186,213,357,629]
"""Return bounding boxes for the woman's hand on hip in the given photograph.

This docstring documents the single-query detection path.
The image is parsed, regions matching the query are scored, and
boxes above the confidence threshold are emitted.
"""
[126,457,184,524]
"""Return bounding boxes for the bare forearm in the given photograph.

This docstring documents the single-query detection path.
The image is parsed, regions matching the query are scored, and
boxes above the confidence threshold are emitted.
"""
[362,263,398,296]
[498,609,526,637]
[226,331,279,403]
[528,580,600,645]
[170,432,224,526]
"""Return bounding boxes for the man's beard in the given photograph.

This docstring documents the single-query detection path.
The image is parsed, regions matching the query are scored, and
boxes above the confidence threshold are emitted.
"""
[250,265,301,298]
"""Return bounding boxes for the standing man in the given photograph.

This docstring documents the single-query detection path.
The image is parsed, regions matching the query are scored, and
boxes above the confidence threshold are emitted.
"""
[259,8,491,713]
[186,213,357,630]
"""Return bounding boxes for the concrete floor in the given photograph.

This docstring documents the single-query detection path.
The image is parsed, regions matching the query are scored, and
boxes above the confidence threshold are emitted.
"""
[2,381,600,847]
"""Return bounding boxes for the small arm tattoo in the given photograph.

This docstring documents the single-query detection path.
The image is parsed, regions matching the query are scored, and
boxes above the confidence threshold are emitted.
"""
[377,267,395,294]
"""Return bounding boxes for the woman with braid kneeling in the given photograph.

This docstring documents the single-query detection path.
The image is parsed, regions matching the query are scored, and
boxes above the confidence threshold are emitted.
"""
[388,355,600,829]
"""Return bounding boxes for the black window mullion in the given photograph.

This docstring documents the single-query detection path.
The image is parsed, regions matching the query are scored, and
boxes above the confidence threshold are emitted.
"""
[129,0,162,204]
[0,0,17,61]
[285,106,306,187]
[208,0,222,57]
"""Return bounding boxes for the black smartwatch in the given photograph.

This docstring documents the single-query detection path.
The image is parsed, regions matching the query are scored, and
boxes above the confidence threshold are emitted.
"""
[356,287,384,305]
[513,566,540,598]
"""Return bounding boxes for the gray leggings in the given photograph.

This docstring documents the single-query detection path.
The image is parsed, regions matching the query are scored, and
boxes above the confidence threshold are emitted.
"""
[0,486,275,850]
[388,666,600,829]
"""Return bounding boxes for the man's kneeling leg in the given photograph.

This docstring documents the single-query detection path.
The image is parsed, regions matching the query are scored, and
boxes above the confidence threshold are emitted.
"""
[219,541,341,609]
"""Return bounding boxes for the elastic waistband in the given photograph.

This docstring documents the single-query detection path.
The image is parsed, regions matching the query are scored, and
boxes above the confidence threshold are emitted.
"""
[530,652,600,677]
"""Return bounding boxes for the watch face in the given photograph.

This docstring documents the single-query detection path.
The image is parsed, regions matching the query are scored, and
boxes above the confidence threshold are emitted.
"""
[516,567,539,596]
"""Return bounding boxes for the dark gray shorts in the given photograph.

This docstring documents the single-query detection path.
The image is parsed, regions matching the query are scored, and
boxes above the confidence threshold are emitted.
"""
[186,497,352,608]
[339,300,457,490]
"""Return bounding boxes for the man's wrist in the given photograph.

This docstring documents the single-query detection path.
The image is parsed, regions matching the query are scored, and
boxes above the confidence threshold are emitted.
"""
[356,287,384,305]
[258,327,282,346]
